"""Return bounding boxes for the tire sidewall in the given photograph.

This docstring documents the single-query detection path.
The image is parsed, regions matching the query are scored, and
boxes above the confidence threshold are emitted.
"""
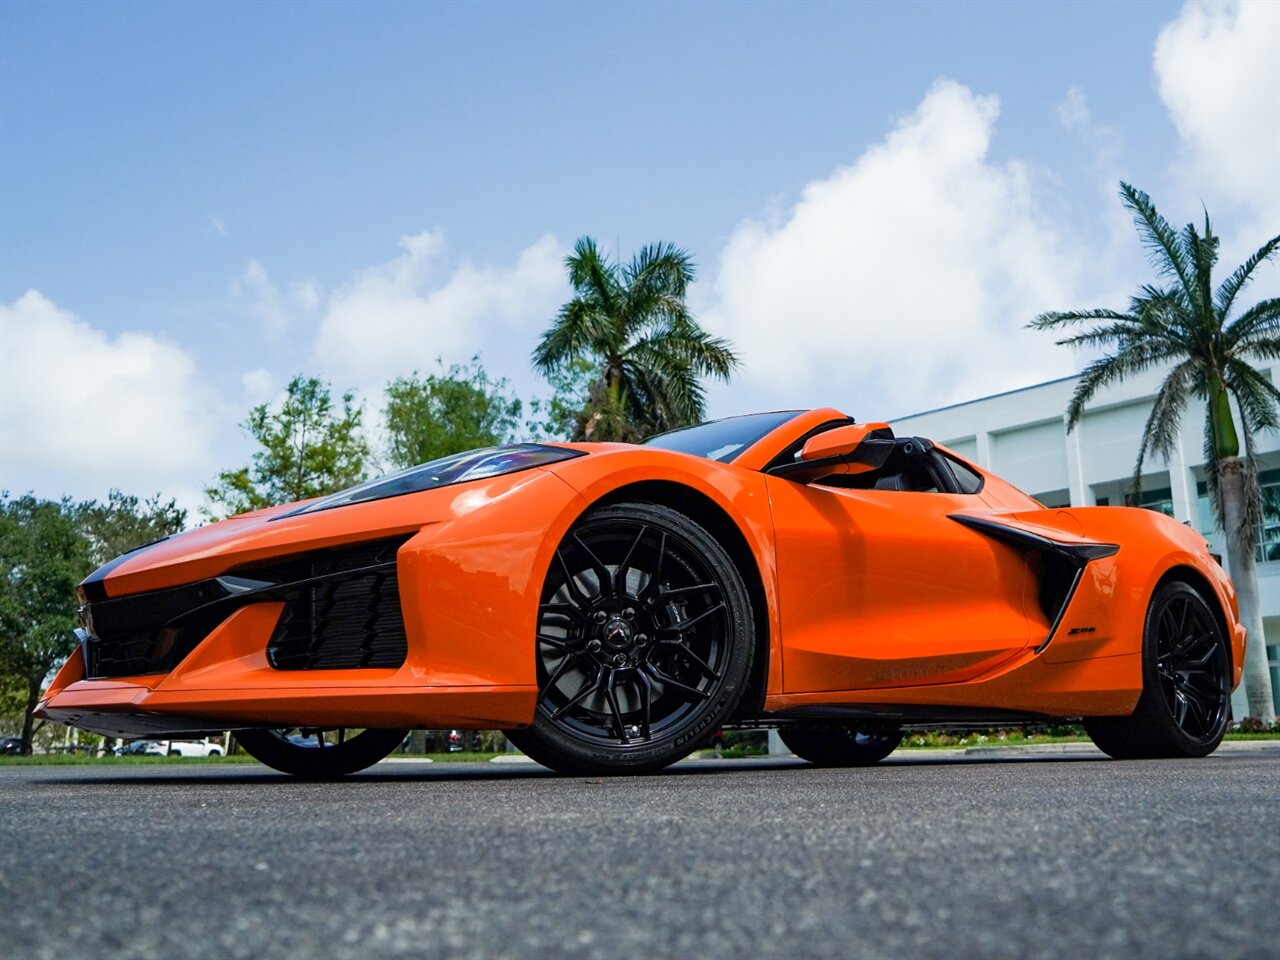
[1140,580,1229,757]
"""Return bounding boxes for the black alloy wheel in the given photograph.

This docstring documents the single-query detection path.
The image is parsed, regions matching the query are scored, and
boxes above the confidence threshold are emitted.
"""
[235,727,407,779]
[1084,580,1231,759]
[505,502,753,775]
[779,724,903,766]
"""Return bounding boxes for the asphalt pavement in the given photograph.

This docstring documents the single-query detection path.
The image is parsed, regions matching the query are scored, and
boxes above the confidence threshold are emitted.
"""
[3,746,1279,960]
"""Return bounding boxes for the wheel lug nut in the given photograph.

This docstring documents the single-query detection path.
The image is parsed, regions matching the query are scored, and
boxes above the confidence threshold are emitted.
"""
[623,607,636,620]
[587,639,602,652]
[612,654,627,666]
[635,634,648,647]
[593,611,608,624]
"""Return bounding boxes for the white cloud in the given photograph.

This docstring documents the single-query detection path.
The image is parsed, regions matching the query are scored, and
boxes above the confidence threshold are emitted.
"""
[230,260,322,338]
[1056,86,1090,131]
[701,79,1099,419]
[240,367,276,404]
[211,215,227,236]
[312,230,567,387]
[0,290,217,502]
[1154,0,1280,233]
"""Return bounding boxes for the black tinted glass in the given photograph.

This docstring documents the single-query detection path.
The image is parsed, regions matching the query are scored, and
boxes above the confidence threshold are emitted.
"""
[282,445,581,516]
[642,411,802,462]
[943,454,985,494]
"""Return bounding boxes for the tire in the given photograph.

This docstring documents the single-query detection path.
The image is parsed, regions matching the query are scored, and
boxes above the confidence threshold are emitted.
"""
[1084,580,1231,760]
[235,728,407,779]
[779,724,903,766]
[505,502,754,776]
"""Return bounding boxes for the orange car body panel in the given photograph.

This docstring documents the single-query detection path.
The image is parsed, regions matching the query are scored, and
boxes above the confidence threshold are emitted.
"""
[38,408,1244,736]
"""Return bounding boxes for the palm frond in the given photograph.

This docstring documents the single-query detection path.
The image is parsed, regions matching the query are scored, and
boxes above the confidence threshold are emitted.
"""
[532,299,611,374]
[1226,358,1280,436]
[1180,213,1218,319]
[1029,308,1134,330]
[565,237,621,309]
[1065,340,1185,428]
[1129,361,1193,500]
[1052,323,1144,350]
[1119,182,1198,302]
[1225,297,1280,345]
[1216,235,1280,318]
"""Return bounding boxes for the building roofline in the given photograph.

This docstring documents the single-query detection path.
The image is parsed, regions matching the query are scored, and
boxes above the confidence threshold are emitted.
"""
[889,371,1081,423]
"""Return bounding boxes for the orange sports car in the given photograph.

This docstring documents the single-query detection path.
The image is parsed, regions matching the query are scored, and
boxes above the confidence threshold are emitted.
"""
[38,409,1245,777]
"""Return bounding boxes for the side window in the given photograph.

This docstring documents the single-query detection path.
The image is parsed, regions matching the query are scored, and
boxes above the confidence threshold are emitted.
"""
[940,454,985,495]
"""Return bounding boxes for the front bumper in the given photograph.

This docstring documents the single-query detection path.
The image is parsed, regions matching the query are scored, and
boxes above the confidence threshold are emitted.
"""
[36,603,536,737]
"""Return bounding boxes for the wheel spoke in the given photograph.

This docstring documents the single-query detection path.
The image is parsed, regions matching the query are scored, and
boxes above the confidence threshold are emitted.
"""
[539,602,585,624]
[537,633,573,651]
[643,664,710,702]
[572,533,614,599]
[655,639,722,681]
[604,673,629,744]
[554,550,594,607]
[639,532,667,602]
[659,582,721,600]
[1172,690,1189,727]
[538,650,582,702]
[1175,599,1191,648]
[615,525,647,595]
[659,602,726,634]
[550,667,604,720]
[635,671,653,740]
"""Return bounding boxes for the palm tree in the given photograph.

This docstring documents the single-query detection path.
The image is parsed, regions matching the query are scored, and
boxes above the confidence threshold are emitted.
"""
[1031,182,1278,722]
[533,237,739,441]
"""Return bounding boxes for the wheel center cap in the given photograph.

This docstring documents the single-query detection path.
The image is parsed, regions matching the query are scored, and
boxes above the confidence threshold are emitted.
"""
[601,617,634,649]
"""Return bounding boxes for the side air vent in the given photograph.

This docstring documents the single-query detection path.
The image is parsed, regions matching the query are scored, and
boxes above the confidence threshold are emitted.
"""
[258,538,410,671]
[949,515,1117,653]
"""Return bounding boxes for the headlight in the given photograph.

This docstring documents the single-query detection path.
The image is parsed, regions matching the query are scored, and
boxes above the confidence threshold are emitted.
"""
[280,444,583,517]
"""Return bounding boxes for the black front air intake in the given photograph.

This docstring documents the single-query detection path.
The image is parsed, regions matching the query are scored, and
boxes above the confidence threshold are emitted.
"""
[79,579,232,679]
[261,538,410,670]
[78,536,413,679]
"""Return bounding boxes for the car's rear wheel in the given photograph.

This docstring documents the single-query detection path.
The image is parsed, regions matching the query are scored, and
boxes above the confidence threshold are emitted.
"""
[505,502,754,776]
[235,727,407,779]
[779,724,903,766]
[1084,580,1231,759]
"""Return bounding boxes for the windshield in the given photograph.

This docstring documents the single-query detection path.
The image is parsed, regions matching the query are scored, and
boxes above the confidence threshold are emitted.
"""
[642,411,802,463]
[280,444,582,516]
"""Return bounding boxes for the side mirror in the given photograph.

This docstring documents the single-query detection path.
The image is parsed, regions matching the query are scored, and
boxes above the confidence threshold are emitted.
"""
[768,423,895,483]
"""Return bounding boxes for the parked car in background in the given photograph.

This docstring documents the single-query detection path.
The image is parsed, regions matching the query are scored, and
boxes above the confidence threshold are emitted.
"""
[0,737,22,755]
[114,738,223,757]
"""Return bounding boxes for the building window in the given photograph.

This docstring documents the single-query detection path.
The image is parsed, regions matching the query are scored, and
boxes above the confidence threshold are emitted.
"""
[1124,487,1175,518]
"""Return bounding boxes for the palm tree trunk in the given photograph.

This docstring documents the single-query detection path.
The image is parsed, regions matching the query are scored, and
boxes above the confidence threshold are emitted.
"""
[1218,457,1276,722]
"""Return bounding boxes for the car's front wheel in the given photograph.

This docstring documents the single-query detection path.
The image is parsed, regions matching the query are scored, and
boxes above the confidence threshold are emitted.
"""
[779,724,903,766]
[505,502,754,776]
[1084,579,1231,759]
[235,728,407,779]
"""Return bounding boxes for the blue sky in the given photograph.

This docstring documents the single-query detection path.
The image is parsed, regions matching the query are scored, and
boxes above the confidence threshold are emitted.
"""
[2,1,1277,511]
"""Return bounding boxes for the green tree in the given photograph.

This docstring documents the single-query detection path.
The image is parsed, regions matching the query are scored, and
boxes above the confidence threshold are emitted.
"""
[205,376,369,517]
[532,237,739,441]
[1030,182,1279,722]
[74,490,187,567]
[0,495,91,754]
[525,357,595,441]
[383,358,523,468]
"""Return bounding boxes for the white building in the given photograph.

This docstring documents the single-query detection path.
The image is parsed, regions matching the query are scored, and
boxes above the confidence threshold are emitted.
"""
[889,364,1280,717]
